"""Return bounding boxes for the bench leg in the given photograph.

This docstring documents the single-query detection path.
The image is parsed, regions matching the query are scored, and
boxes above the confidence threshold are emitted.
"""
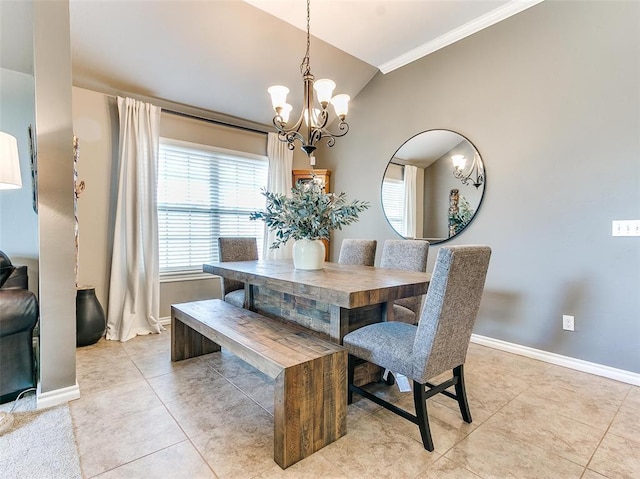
[171,311,220,362]
[273,350,347,469]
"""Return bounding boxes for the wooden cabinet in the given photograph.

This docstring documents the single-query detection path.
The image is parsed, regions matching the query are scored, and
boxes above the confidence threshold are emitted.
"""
[292,169,331,192]
[292,169,332,261]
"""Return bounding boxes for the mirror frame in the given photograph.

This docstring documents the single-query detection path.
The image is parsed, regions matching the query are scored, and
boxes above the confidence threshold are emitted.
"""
[380,129,486,244]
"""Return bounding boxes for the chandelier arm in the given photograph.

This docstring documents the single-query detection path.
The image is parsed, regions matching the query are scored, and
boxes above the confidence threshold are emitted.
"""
[283,131,304,149]
[453,167,472,185]
[308,128,323,147]
[273,110,305,135]
[325,135,336,148]
[308,120,350,149]
[321,121,349,139]
[311,122,349,148]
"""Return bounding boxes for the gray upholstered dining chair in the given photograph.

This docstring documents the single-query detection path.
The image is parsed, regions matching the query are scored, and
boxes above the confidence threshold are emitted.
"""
[380,239,429,324]
[217,237,258,308]
[344,245,491,451]
[338,239,377,266]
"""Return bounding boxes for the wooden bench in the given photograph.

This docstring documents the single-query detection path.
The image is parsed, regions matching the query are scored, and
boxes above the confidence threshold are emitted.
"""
[171,298,347,469]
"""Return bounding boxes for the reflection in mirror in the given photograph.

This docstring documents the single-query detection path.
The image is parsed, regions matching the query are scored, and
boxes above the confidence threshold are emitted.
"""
[381,129,485,244]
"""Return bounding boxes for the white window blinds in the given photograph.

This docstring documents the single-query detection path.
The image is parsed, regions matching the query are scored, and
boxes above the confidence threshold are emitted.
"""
[382,177,405,235]
[157,139,268,273]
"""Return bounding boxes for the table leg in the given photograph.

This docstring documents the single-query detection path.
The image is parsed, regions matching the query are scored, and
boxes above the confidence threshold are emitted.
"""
[382,300,395,322]
[328,305,349,344]
[245,283,256,310]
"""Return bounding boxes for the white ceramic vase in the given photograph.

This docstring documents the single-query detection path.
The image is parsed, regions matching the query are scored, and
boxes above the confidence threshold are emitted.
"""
[292,239,325,270]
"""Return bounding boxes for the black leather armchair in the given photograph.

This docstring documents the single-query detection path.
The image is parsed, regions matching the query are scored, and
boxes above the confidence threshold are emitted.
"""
[0,251,38,403]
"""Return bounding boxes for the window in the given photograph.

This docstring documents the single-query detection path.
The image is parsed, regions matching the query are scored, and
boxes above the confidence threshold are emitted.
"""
[157,139,268,274]
[382,177,405,235]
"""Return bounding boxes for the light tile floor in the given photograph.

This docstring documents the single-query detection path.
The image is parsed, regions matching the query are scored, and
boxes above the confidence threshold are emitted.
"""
[71,328,640,479]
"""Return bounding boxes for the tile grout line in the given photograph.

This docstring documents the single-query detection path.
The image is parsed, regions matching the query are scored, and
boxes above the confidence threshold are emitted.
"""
[145,355,222,479]
[581,386,633,478]
[88,336,219,478]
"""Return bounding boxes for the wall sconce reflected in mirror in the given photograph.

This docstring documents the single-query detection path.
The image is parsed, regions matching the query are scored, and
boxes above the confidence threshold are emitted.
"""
[452,152,484,189]
[451,154,466,171]
[0,131,22,190]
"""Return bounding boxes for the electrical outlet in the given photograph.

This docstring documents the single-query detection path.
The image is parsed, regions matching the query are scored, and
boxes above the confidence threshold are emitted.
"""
[562,314,575,331]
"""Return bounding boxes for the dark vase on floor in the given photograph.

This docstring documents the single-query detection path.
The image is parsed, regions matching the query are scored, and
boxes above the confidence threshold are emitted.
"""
[76,286,106,347]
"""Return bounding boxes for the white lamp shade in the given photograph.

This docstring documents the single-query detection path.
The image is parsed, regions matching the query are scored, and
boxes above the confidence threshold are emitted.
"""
[331,94,350,118]
[267,85,289,111]
[0,132,22,190]
[280,103,293,123]
[451,154,467,170]
[314,79,336,105]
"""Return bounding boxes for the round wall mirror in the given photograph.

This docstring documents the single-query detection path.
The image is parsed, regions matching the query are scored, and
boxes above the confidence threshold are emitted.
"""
[381,129,485,244]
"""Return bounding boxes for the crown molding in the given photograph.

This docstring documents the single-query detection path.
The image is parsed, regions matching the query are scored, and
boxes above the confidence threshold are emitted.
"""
[379,0,545,74]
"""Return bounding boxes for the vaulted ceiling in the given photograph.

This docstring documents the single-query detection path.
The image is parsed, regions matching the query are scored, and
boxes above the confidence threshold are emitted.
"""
[2,1,543,127]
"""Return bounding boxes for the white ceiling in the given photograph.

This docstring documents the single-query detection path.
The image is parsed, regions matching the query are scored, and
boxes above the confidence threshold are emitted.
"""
[2,0,543,128]
[244,0,541,73]
[0,1,33,75]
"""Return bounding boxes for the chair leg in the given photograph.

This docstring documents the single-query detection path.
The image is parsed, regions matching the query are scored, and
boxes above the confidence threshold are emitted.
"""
[347,354,355,405]
[413,381,434,451]
[453,365,472,423]
[383,368,395,386]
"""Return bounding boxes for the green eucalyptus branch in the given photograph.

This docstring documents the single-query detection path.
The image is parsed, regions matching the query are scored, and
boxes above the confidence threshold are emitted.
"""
[250,181,369,249]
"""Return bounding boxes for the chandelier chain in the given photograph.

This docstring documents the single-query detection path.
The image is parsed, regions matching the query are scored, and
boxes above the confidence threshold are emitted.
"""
[301,0,311,76]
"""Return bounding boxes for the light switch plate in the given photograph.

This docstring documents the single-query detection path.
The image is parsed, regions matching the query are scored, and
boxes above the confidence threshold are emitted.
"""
[612,220,640,237]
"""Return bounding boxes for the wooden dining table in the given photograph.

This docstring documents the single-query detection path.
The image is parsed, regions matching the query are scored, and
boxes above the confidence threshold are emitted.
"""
[203,259,431,344]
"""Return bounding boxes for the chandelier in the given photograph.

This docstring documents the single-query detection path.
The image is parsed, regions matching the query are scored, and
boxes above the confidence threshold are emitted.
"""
[267,0,350,157]
[451,153,484,189]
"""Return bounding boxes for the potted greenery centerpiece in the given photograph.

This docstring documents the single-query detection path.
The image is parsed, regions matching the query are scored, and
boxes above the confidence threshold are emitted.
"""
[250,180,369,270]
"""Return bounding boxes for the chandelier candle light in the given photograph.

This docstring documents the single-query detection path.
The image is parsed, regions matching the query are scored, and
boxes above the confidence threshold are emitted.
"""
[268,0,350,156]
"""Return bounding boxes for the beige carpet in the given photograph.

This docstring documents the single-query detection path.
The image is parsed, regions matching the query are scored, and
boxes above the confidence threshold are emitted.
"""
[0,394,82,478]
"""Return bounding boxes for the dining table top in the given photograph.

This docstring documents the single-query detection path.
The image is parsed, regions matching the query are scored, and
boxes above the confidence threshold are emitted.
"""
[203,259,431,309]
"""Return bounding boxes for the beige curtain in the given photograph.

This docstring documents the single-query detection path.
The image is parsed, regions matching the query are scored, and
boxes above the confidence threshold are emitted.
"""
[264,133,293,259]
[403,165,417,238]
[106,97,162,341]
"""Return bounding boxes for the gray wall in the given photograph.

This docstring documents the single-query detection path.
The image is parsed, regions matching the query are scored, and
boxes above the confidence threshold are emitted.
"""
[321,1,640,373]
[0,68,38,290]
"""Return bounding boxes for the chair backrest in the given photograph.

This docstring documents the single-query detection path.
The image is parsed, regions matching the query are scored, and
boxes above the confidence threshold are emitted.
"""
[380,240,429,272]
[218,237,258,294]
[380,240,430,316]
[338,239,377,266]
[412,245,491,383]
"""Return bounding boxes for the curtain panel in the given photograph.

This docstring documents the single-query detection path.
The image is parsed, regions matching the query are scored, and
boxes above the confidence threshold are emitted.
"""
[264,132,293,259]
[106,97,162,341]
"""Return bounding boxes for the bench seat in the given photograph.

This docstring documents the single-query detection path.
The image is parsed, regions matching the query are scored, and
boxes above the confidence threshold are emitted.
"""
[171,298,347,469]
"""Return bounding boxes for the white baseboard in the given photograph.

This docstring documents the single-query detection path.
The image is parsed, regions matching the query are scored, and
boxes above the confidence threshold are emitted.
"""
[36,382,81,409]
[155,315,638,386]
[471,334,640,386]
